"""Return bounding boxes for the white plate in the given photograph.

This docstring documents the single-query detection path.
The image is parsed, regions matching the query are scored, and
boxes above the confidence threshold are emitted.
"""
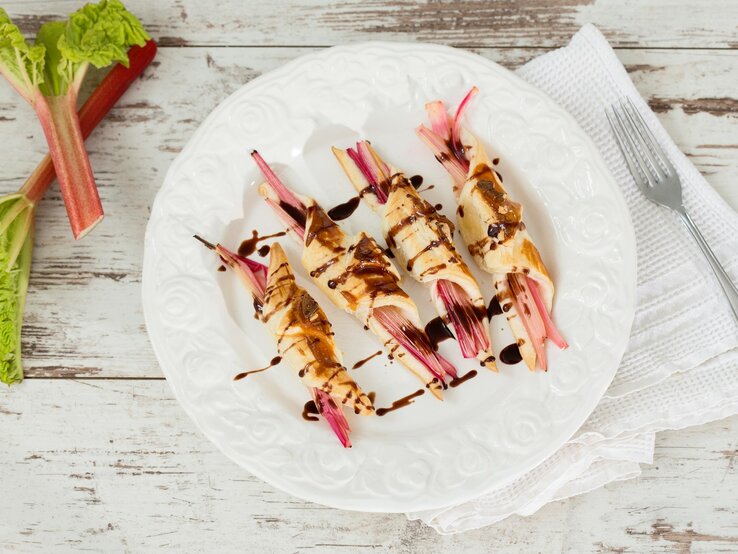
[142,42,636,513]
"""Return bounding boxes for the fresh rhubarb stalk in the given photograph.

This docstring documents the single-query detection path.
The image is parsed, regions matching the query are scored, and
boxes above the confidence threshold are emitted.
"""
[15,39,157,210]
[346,142,390,203]
[433,280,491,358]
[0,1,150,239]
[373,305,457,380]
[508,273,548,370]
[313,388,351,448]
[527,277,568,349]
[35,91,102,237]
[0,39,156,386]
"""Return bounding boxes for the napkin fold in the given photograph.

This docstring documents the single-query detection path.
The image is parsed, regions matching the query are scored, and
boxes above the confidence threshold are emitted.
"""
[407,24,738,534]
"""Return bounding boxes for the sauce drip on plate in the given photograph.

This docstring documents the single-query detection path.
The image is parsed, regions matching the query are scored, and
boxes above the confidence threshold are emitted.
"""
[234,355,282,381]
[238,230,287,257]
[376,389,425,416]
[500,343,523,365]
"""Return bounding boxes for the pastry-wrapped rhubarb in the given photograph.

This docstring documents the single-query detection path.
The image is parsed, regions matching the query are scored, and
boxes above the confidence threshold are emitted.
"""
[195,237,373,447]
[417,88,567,370]
[252,151,456,399]
[333,141,496,370]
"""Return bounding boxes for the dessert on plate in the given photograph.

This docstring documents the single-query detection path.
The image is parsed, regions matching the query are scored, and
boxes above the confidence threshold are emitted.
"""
[333,141,496,370]
[417,87,567,370]
[195,236,373,447]
[253,151,458,398]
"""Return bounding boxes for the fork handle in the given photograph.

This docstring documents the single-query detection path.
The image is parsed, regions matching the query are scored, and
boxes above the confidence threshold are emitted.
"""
[679,210,738,322]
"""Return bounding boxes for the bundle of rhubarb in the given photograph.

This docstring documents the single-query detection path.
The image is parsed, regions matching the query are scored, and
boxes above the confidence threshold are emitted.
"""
[0,0,156,384]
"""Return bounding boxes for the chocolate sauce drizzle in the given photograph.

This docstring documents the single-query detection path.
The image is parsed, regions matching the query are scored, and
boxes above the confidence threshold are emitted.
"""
[238,230,287,257]
[424,316,455,350]
[487,297,503,318]
[376,389,425,416]
[409,175,423,188]
[500,343,523,365]
[352,350,382,370]
[449,369,478,388]
[302,400,320,421]
[234,356,282,381]
[327,196,361,221]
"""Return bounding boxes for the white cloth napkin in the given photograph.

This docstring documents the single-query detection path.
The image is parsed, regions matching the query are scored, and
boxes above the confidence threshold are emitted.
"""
[407,24,738,534]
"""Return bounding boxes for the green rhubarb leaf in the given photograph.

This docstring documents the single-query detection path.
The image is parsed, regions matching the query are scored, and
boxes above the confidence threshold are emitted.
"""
[0,195,34,386]
[35,22,66,97]
[0,9,45,100]
[57,0,149,82]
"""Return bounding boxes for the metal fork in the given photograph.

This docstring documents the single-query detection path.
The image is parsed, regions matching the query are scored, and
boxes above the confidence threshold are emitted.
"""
[607,98,738,322]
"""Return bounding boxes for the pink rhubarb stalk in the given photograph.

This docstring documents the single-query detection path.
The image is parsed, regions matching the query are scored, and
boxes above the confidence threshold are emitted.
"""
[449,86,478,169]
[0,39,157,386]
[425,100,451,140]
[251,150,305,211]
[313,388,352,448]
[34,92,102,238]
[18,40,158,207]
[508,273,548,371]
[415,124,467,191]
[527,277,568,350]
[372,306,457,380]
[434,280,491,358]
[251,151,307,240]
[416,87,480,194]
[346,142,390,203]
[193,235,267,296]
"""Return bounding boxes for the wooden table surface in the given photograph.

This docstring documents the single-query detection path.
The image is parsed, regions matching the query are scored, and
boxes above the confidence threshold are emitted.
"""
[2,1,738,551]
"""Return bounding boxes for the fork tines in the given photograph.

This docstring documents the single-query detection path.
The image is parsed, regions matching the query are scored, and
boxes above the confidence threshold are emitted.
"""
[606,98,676,190]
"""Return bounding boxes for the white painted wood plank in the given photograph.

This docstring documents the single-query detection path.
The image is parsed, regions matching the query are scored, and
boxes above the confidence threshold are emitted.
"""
[0,46,734,379]
[1,380,736,551]
[5,0,738,48]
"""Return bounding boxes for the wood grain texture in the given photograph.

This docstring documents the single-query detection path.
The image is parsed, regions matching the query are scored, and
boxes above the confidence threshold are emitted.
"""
[0,46,735,379]
[1,380,736,552]
[4,0,738,48]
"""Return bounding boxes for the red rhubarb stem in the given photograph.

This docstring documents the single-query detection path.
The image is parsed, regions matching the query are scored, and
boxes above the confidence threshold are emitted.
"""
[313,388,351,448]
[509,273,548,370]
[194,235,267,299]
[450,86,478,170]
[435,280,491,358]
[373,306,457,380]
[35,91,103,239]
[527,276,568,350]
[20,40,158,226]
[251,151,305,212]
